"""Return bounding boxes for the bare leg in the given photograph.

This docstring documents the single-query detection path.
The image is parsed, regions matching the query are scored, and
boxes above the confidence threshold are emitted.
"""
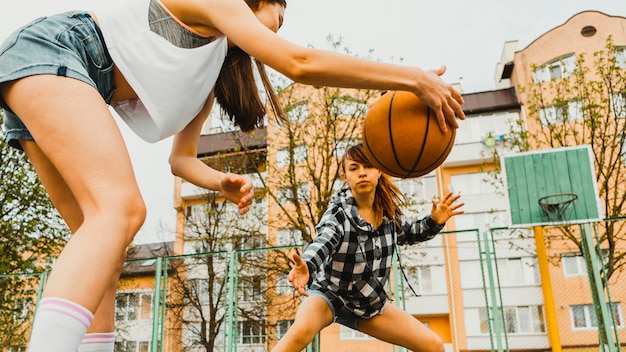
[358,304,445,352]
[272,295,333,352]
[1,75,145,314]
[21,141,121,333]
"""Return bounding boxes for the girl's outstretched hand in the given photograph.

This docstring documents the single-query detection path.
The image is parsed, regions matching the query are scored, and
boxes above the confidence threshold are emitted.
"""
[430,191,465,226]
[289,252,310,296]
[417,65,465,133]
[220,173,254,215]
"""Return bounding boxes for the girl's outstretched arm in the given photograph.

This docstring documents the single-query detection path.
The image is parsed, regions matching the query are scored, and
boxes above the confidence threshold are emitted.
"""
[183,0,465,132]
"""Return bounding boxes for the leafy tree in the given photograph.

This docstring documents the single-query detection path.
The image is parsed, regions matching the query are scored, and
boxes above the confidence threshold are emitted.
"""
[0,109,69,349]
[511,36,626,277]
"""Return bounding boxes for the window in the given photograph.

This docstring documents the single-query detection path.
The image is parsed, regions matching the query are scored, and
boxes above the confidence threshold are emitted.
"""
[339,324,373,340]
[277,183,310,205]
[115,340,151,352]
[539,100,583,125]
[562,253,587,277]
[477,306,546,334]
[116,291,153,322]
[562,250,609,277]
[275,274,292,295]
[332,99,367,118]
[610,91,626,119]
[8,346,26,352]
[497,257,540,286]
[394,175,437,202]
[533,54,577,83]
[454,211,509,233]
[276,227,305,246]
[240,276,263,302]
[404,265,447,295]
[405,265,432,295]
[454,112,516,145]
[286,101,309,124]
[238,235,266,250]
[277,319,294,339]
[571,303,624,329]
[615,46,626,69]
[188,279,210,304]
[450,172,499,196]
[186,203,209,227]
[238,320,266,345]
[504,306,546,333]
[276,145,307,168]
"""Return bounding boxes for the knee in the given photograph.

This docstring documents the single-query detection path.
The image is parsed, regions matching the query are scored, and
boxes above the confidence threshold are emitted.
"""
[421,333,445,352]
[117,196,147,245]
[110,194,146,239]
[282,322,318,346]
[88,194,147,244]
[123,196,147,235]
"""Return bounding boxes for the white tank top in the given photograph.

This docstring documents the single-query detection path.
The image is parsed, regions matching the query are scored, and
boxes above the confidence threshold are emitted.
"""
[95,0,228,143]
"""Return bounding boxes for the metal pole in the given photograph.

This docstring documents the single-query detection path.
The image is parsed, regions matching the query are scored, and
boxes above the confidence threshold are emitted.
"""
[159,257,169,352]
[581,223,616,352]
[482,230,504,352]
[533,226,562,351]
[225,251,239,352]
[151,257,163,352]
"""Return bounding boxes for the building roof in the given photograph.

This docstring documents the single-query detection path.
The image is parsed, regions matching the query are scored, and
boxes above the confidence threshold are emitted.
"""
[461,87,520,114]
[122,241,176,277]
[197,127,267,157]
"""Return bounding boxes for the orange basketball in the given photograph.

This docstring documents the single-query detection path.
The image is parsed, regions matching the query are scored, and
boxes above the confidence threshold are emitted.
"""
[362,91,456,178]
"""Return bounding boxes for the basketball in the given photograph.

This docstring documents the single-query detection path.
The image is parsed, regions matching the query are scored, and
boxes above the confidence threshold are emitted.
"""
[362,91,456,178]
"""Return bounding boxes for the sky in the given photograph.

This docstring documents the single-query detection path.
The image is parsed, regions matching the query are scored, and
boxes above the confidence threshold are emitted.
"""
[0,0,624,244]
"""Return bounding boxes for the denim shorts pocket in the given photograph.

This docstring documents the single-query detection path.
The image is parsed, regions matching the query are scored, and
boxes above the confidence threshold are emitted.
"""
[0,17,46,56]
[67,13,111,70]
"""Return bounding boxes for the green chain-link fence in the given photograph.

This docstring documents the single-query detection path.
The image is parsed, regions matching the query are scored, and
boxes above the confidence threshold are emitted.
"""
[2,221,626,351]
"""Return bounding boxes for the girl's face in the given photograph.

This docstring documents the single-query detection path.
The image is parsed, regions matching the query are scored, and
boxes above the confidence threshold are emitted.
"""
[343,159,382,196]
[254,1,285,33]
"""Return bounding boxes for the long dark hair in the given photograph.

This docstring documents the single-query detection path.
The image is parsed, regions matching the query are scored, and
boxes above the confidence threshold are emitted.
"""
[214,0,287,131]
[341,144,406,226]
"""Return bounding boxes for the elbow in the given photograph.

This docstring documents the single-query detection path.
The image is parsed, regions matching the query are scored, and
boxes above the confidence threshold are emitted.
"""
[281,49,319,84]
[169,156,183,178]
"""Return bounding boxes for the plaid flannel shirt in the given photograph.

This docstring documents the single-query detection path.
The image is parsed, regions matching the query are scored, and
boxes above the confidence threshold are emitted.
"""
[301,188,443,319]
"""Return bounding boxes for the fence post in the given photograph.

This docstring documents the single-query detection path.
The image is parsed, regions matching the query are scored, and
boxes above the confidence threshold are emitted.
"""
[151,257,163,352]
[225,251,239,352]
[479,229,505,352]
[533,226,561,351]
[580,223,617,352]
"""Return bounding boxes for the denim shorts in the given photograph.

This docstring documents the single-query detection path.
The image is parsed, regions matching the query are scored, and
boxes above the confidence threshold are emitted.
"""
[307,289,362,330]
[0,11,115,150]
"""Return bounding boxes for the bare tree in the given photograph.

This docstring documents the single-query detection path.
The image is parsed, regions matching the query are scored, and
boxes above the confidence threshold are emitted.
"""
[165,188,297,351]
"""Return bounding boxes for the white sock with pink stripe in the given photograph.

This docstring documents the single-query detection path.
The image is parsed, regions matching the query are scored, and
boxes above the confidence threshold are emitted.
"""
[27,297,94,352]
[78,332,116,352]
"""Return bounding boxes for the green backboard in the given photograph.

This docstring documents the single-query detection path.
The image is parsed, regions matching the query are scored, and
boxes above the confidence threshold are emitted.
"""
[502,145,604,228]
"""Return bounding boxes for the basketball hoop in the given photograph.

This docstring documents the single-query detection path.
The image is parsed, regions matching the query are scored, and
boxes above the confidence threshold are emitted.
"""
[538,193,578,222]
